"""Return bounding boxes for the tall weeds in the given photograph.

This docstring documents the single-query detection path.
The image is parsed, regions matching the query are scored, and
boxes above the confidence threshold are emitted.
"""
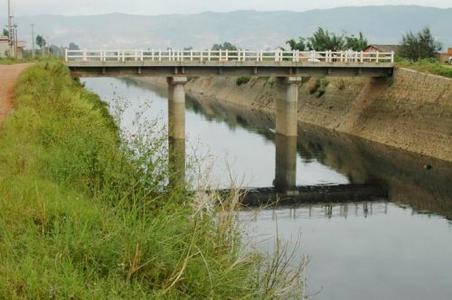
[0,61,305,299]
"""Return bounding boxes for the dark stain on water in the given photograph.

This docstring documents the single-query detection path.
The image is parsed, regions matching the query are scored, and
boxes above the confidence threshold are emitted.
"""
[83,77,452,300]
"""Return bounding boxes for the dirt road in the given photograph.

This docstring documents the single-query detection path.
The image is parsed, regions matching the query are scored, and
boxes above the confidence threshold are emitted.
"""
[0,64,31,127]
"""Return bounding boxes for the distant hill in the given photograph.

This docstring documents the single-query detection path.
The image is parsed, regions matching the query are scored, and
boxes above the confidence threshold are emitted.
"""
[4,5,452,49]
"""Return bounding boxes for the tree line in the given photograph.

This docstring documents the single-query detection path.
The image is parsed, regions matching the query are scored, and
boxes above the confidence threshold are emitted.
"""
[212,26,443,62]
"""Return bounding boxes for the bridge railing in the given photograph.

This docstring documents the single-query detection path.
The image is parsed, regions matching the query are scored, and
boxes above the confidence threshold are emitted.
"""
[65,49,395,64]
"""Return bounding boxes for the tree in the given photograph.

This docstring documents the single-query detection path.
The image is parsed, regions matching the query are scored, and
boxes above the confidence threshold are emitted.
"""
[286,37,307,51]
[308,28,345,51]
[36,35,46,49]
[345,32,368,51]
[2,29,8,37]
[212,42,237,51]
[68,42,80,50]
[399,27,442,61]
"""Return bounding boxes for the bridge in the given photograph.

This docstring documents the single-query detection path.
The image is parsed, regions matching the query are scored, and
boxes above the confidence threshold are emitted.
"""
[66,49,394,77]
[66,49,395,195]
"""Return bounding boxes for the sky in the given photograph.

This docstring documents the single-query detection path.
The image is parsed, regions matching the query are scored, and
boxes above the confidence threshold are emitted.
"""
[2,0,451,16]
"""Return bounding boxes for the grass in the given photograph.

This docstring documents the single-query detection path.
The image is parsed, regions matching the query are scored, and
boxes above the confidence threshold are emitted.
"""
[0,61,304,298]
[0,56,49,65]
[397,58,452,78]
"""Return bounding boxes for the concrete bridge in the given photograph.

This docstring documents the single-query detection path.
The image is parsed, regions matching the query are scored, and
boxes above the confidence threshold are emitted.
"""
[67,49,395,194]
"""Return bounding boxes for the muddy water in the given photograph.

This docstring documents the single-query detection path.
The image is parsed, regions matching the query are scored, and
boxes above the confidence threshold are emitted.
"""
[83,77,452,300]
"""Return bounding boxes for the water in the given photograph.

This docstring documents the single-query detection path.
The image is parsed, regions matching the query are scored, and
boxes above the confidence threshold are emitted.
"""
[83,77,452,300]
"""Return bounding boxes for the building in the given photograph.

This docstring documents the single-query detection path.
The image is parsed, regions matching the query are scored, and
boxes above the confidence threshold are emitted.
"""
[0,36,26,58]
[0,36,9,57]
[364,44,400,53]
[437,48,452,63]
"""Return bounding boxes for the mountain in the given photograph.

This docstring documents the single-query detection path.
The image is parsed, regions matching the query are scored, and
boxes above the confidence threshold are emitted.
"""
[3,5,452,49]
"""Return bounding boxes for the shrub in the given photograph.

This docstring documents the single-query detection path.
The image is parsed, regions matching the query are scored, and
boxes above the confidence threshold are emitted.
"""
[236,76,251,86]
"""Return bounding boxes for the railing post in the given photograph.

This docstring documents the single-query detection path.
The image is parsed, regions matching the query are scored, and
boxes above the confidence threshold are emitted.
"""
[151,49,154,61]
[159,49,162,62]
[208,49,211,62]
[226,49,229,61]
[391,51,395,63]
[376,51,379,64]
[140,50,144,61]
[360,51,364,63]
[200,51,203,62]
[65,48,68,62]
[190,50,193,61]
[83,50,87,62]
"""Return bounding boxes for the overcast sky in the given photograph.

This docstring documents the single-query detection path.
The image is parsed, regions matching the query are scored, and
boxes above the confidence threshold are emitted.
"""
[2,0,451,16]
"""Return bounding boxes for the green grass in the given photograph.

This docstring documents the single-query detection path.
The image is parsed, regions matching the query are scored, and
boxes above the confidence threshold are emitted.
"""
[0,61,303,299]
[0,56,49,65]
[397,58,452,78]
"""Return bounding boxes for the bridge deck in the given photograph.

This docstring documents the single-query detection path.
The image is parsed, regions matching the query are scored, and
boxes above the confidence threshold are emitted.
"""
[66,49,395,77]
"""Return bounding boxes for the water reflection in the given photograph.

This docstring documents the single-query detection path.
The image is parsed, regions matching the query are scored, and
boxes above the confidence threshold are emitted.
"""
[83,77,452,300]
[274,134,298,193]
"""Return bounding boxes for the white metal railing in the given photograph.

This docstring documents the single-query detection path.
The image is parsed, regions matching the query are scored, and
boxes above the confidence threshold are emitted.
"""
[65,49,395,64]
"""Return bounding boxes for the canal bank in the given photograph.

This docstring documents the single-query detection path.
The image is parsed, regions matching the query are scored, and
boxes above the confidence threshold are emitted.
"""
[1,62,301,299]
[133,67,452,162]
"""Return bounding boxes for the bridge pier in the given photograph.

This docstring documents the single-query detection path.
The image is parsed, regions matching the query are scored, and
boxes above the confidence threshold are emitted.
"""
[167,77,187,188]
[274,134,298,193]
[167,77,187,139]
[276,77,302,137]
[274,77,301,193]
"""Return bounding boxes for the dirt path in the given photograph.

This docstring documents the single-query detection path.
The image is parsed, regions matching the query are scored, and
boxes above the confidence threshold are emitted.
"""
[0,64,32,127]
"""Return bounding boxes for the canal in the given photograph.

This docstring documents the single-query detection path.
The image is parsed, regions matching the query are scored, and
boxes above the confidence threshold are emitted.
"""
[83,77,452,300]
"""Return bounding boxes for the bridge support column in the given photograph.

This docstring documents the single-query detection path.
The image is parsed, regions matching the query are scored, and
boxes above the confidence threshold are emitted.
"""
[167,77,188,188]
[274,134,298,194]
[276,77,302,137]
[167,77,188,139]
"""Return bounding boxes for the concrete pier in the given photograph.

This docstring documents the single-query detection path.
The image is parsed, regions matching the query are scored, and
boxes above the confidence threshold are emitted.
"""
[274,134,298,193]
[168,137,186,188]
[276,77,302,137]
[167,77,188,139]
[167,77,187,188]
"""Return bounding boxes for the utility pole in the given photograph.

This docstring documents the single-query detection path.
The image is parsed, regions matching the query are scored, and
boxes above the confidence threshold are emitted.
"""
[13,24,18,58]
[8,0,13,56]
[31,24,35,58]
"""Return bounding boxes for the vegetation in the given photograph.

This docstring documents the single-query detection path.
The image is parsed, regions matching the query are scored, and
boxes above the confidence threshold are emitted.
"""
[212,42,238,51]
[397,58,452,78]
[36,35,47,49]
[399,27,442,61]
[0,61,304,298]
[236,76,251,86]
[308,77,330,97]
[286,27,368,51]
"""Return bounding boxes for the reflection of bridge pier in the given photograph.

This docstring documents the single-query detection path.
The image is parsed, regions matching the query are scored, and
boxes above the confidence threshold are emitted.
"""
[274,77,302,194]
[167,77,187,187]
[274,134,298,193]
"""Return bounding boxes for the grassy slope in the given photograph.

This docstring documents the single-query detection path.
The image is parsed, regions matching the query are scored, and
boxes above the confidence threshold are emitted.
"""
[0,61,263,299]
[397,59,452,78]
